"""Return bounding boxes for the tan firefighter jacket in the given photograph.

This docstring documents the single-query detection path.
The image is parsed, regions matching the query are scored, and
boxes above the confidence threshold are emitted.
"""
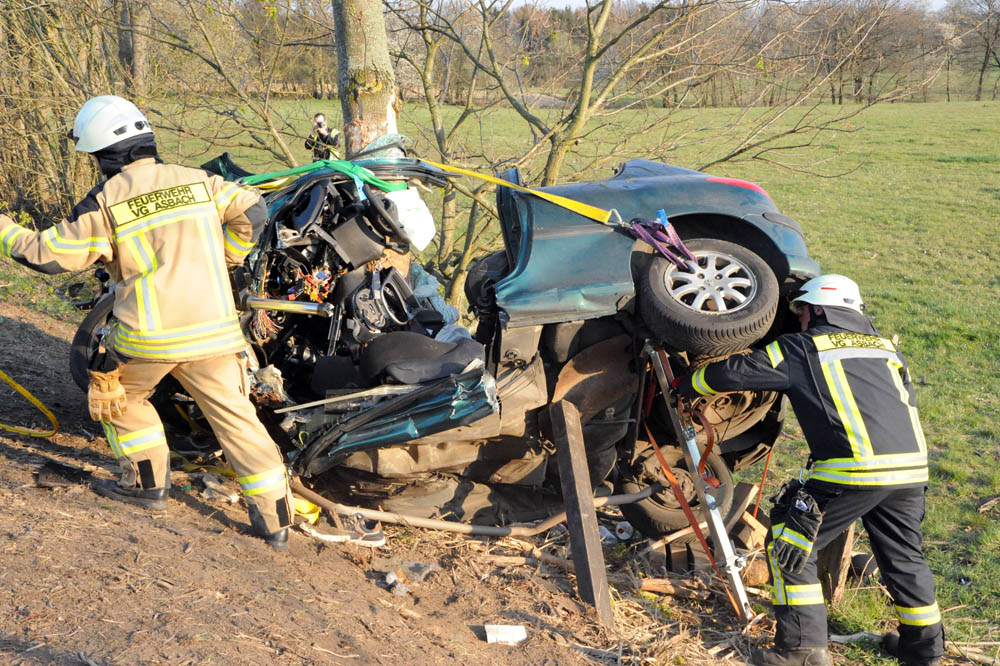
[0,158,265,362]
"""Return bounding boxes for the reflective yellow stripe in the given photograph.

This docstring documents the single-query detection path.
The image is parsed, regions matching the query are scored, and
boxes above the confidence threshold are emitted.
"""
[101,421,124,459]
[238,465,287,497]
[223,225,254,257]
[896,603,941,626]
[691,367,717,396]
[113,204,217,242]
[214,183,242,215]
[0,225,29,255]
[886,359,927,454]
[118,425,168,456]
[113,326,245,360]
[765,340,784,368]
[195,215,235,317]
[811,452,927,470]
[41,227,111,255]
[127,233,162,331]
[112,317,245,359]
[808,466,928,486]
[821,360,872,458]
[116,315,240,341]
[778,527,813,551]
[813,333,896,353]
[420,159,614,225]
[785,584,824,606]
[767,540,787,605]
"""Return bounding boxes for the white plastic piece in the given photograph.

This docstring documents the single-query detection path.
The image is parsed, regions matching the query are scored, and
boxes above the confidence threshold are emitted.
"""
[72,95,152,153]
[484,624,527,645]
[384,187,436,251]
[615,520,634,541]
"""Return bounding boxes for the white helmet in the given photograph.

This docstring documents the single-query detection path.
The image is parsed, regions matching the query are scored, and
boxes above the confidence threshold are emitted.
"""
[790,274,864,314]
[71,95,152,153]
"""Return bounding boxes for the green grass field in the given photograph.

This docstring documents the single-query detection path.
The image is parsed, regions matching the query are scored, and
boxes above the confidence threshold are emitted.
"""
[3,99,999,660]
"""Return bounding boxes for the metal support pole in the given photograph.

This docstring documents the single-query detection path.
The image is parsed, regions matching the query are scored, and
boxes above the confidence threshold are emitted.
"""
[646,345,754,625]
[549,400,615,628]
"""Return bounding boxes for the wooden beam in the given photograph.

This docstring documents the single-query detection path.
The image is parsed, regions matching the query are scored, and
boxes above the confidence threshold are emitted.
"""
[817,522,855,604]
[550,400,614,628]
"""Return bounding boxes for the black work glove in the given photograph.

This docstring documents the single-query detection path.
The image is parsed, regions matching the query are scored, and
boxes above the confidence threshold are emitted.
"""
[770,486,823,574]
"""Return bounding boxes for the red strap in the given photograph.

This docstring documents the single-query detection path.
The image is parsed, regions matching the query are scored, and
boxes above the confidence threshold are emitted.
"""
[643,419,742,618]
[753,441,777,520]
[690,408,720,488]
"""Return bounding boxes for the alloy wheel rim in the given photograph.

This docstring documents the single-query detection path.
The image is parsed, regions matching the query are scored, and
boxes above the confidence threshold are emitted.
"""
[663,251,757,314]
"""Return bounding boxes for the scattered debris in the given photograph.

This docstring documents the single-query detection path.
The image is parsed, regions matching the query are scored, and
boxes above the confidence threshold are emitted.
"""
[483,624,527,645]
[979,497,1000,513]
[251,365,287,406]
[296,518,350,543]
[849,552,878,582]
[35,460,91,488]
[371,558,440,596]
[614,520,634,541]
[199,473,239,504]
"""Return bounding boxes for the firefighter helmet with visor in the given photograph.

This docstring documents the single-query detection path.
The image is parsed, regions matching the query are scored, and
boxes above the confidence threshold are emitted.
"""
[70,96,153,153]
[790,274,865,314]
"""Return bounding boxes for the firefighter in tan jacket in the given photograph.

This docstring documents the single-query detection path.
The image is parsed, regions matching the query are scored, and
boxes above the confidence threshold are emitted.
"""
[0,96,293,550]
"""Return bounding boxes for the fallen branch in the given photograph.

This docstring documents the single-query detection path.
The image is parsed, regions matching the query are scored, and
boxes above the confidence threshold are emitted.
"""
[633,578,710,600]
[831,631,1000,665]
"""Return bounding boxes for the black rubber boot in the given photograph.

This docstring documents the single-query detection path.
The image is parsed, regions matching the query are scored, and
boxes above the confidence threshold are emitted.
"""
[248,504,289,552]
[750,646,833,666]
[882,632,942,666]
[93,479,169,510]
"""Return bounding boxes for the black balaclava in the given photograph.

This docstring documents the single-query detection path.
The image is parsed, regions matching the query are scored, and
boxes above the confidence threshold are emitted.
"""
[810,305,879,335]
[92,133,161,178]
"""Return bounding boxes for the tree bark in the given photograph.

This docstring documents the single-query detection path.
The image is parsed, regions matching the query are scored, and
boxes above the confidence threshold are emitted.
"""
[117,0,149,94]
[332,0,398,156]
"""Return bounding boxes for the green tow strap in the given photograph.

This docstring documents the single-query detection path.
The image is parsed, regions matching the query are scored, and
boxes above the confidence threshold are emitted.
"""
[239,160,408,192]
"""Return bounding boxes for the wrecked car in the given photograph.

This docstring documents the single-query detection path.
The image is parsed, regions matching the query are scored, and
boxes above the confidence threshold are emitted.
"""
[70,155,819,537]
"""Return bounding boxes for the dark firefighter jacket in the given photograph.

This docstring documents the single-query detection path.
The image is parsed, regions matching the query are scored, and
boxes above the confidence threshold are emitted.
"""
[305,130,338,161]
[678,323,929,488]
[0,158,266,362]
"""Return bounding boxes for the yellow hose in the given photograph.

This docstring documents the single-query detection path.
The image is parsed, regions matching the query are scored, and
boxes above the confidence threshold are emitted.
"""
[0,368,59,437]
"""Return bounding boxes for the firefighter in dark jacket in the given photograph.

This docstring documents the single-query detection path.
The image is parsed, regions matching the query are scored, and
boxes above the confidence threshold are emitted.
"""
[677,274,944,666]
[304,112,340,161]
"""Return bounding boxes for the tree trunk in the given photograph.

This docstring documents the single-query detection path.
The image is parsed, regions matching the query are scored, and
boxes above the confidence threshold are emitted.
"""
[332,0,397,156]
[946,56,951,103]
[117,0,149,94]
[437,186,457,272]
[975,49,989,102]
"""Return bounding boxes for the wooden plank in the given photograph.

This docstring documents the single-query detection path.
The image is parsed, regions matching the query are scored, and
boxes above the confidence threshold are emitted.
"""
[668,543,688,574]
[817,522,855,604]
[550,401,614,628]
[726,482,759,530]
[740,510,769,549]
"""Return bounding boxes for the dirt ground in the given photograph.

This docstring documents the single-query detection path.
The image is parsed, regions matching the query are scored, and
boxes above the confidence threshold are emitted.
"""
[0,299,759,665]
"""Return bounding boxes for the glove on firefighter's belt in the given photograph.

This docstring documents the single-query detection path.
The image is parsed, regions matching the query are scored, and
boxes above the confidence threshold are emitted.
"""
[770,484,823,575]
[87,368,127,422]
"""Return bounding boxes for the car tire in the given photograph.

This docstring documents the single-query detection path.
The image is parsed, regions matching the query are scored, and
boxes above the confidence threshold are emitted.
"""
[619,442,736,541]
[70,294,114,392]
[635,238,779,356]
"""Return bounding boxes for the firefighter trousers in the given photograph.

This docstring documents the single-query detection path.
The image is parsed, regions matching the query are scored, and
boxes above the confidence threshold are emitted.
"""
[767,481,944,663]
[100,353,293,535]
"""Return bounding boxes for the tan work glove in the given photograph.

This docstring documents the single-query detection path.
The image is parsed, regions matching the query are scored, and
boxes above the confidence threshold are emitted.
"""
[87,368,127,422]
